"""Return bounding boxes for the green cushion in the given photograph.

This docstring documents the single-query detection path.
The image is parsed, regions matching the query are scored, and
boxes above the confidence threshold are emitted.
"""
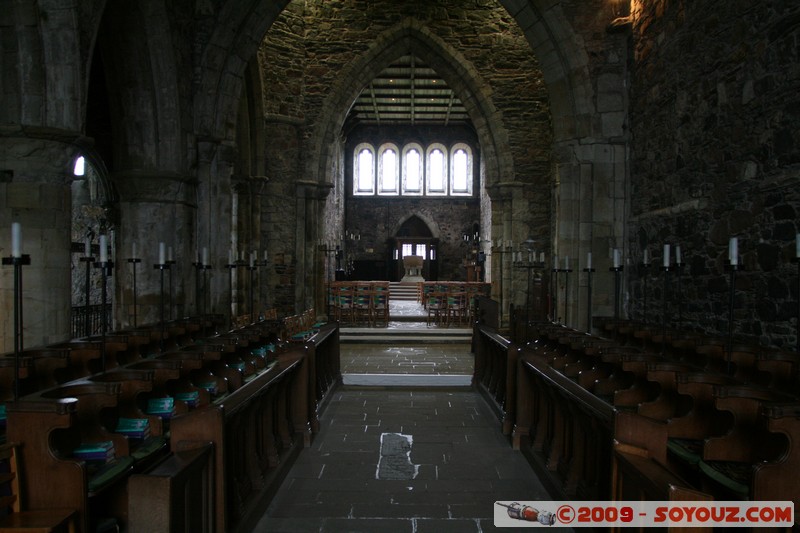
[667,438,703,465]
[698,460,751,496]
[88,456,135,493]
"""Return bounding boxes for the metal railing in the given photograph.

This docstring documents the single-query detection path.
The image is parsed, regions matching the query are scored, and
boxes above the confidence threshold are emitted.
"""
[70,304,112,339]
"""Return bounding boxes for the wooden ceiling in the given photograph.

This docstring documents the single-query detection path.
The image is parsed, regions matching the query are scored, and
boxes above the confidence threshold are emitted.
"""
[345,54,470,127]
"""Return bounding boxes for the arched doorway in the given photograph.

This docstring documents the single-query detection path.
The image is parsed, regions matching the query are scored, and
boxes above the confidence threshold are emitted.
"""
[390,215,438,281]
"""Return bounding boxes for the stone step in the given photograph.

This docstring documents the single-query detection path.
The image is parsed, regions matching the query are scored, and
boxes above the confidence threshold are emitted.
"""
[340,326,471,344]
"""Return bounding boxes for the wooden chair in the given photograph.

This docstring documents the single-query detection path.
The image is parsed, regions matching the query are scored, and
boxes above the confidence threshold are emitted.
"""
[445,292,469,326]
[425,292,447,326]
[370,284,390,327]
[0,442,77,532]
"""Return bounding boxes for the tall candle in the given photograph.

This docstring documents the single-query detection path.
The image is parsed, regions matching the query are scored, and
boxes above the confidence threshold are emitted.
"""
[99,234,108,263]
[85,237,91,257]
[663,244,670,268]
[643,248,649,265]
[676,245,682,265]
[795,234,800,258]
[11,223,21,258]
[264,250,268,261]
[613,248,620,268]
[202,247,209,266]
[553,255,559,270]
[729,237,738,266]
[564,256,570,270]
[132,241,137,259]
[228,249,234,265]
[168,246,174,262]
[158,242,166,265]
[586,252,592,270]
[250,252,255,267]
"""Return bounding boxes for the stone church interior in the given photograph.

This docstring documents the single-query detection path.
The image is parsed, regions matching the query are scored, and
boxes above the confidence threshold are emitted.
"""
[1,0,799,531]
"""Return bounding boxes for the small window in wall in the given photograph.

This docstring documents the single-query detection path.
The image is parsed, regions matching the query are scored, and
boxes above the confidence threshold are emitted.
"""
[401,243,414,257]
[354,143,375,195]
[378,143,399,194]
[450,144,472,195]
[426,144,447,195]
[415,244,427,259]
[402,144,423,195]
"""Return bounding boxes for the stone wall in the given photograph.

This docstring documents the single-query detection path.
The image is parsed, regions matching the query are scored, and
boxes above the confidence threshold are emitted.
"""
[628,0,800,347]
[258,0,550,311]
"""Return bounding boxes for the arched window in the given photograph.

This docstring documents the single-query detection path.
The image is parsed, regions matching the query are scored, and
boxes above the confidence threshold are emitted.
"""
[450,143,472,195]
[377,143,399,194]
[402,143,423,195]
[354,143,375,195]
[426,144,447,195]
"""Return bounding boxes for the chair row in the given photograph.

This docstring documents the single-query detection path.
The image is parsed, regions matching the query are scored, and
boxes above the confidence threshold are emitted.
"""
[329,281,390,327]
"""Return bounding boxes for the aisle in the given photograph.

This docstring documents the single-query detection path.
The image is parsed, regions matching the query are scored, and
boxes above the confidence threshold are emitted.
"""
[252,388,551,532]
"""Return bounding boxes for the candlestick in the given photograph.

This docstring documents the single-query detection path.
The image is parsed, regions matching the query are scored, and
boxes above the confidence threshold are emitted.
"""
[586,252,592,270]
[11,222,21,258]
[168,246,174,263]
[564,255,570,271]
[85,237,91,257]
[643,248,649,265]
[158,242,166,265]
[675,245,682,265]
[202,247,209,266]
[613,248,621,268]
[729,237,738,266]
[132,241,137,259]
[2,251,31,401]
[662,244,670,268]
[99,234,108,263]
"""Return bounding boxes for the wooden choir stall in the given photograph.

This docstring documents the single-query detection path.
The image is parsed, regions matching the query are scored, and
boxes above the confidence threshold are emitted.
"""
[0,309,340,533]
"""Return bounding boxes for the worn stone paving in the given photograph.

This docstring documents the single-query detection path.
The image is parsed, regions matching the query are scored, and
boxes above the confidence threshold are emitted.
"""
[253,389,551,532]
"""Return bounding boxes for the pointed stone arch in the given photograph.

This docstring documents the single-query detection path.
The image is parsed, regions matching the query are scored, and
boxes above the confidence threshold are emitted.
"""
[306,18,513,191]
[391,212,441,240]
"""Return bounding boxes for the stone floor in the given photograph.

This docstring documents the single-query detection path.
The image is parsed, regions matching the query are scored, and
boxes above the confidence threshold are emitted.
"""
[252,299,554,532]
[253,389,551,532]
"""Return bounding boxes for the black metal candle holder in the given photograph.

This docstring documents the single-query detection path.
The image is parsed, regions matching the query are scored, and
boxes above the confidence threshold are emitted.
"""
[80,255,95,337]
[584,266,596,333]
[562,267,573,326]
[551,265,560,323]
[659,265,670,355]
[793,257,800,353]
[674,262,684,329]
[2,254,31,401]
[225,260,237,325]
[725,262,742,373]
[640,263,650,324]
[167,259,176,320]
[93,259,113,372]
[248,264,257,322]
[154,262,170,352]
[127,257,141,327]
[610,266,624,321]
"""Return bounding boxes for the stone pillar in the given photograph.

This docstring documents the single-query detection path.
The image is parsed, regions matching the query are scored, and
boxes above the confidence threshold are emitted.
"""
[112,172,197,328]
[295,181,332,317]
[0,131,79,350]
[196,140,236,321]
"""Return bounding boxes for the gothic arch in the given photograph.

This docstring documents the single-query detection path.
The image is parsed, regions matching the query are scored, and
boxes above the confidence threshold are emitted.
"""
[391,212,441,240]
[306,18,514,191]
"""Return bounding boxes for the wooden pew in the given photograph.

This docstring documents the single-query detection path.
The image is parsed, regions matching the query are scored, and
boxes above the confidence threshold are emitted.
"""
[128,442,214,533]
[168,348,307,533]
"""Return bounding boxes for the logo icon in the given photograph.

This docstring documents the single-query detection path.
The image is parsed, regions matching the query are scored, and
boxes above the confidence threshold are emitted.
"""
[496,502,556,525]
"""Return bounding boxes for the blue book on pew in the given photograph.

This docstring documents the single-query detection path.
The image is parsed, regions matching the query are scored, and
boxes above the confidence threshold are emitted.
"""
[115,418,151,439]
[146,397,176,418]
[196,381,218,395]
[74,441,115,463]
[174,391,200,408]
